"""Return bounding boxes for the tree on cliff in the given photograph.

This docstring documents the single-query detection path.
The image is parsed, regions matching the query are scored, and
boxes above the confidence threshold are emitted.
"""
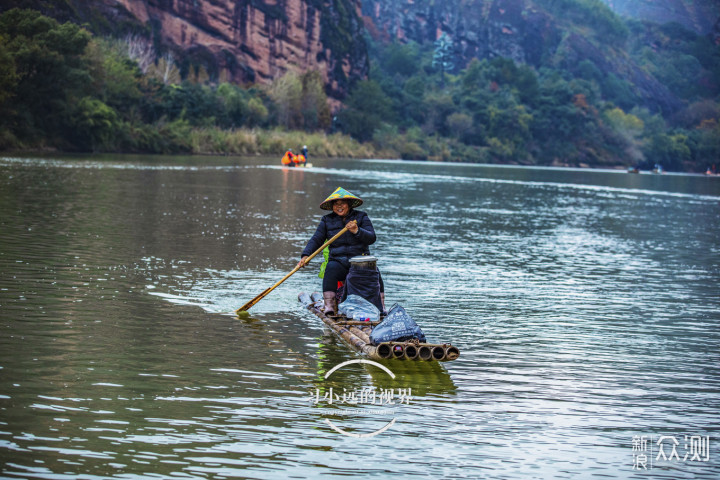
[433,33,454,88]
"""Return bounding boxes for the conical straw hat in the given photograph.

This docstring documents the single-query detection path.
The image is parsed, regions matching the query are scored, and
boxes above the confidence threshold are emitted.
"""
[319,187,363,210]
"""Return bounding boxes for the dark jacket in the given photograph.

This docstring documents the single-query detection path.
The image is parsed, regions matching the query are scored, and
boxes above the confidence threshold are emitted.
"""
[301,209,376,260]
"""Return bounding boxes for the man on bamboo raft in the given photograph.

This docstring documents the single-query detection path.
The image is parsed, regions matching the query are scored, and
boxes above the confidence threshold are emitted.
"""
[297,187,385,315]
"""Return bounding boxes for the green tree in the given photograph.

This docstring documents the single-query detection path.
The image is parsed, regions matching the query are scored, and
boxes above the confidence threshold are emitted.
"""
[247,96,269,127]
[300,70,331,130]
[433,33,454,87]
[401,76,427,126]
[0,8,92,143]
[603,107,644,163]
[0,34,18,107]
[487,57,539,105]
[269,71,303,129]
[423,92,455,136]
[84,38,142,114]
[68,96,118,151]
[691,122,720,167]
[601,74,636,110]
[604,107,644,137]
[446,112,473,140]
[381,42,420,77]
[338,80,394,141]
[529,72,592,162]
[644,132,691,170]
[216,82,248,128]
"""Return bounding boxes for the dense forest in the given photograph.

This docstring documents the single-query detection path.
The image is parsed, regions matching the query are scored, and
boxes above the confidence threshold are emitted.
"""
[0,5,718,171]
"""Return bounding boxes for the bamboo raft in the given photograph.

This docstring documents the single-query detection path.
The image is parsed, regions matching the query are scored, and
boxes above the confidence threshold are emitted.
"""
[298,292,460,362]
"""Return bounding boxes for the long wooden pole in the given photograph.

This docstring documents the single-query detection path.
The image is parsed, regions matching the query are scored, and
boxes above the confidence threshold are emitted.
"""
[236,226,350,314]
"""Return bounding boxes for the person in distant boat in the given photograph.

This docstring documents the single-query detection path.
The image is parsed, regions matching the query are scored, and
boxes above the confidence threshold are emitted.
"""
[281,149,295,166]
[301,145,308,159]
[293,152,306,166]
[297,187,384,315]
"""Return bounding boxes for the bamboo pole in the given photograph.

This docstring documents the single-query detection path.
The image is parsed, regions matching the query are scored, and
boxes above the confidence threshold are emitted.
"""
[236,226,349,313]
[299,293,381,360]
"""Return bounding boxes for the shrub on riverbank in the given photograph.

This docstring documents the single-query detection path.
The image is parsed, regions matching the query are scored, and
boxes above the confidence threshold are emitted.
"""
[187,128,376,158]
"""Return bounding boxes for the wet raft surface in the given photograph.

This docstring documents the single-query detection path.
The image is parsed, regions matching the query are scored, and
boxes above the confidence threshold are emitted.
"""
[299,292,460,361]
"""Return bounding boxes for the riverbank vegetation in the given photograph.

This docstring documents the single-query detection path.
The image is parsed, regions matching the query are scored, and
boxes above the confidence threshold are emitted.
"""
[0,8,718,171]
[0,9,374,158]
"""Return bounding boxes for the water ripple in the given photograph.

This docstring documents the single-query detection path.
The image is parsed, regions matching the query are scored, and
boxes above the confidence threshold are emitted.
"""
[1,157,718,479]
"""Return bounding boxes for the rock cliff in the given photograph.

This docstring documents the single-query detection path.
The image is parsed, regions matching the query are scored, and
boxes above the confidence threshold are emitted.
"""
[361,0,681,113]
[361,0,555,67]
[124,0,368,99]
[601,0,720,34]
[0,0,369,101]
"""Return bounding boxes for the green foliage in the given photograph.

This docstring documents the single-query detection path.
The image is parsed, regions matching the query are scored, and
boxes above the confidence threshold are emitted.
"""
[604,108,644,137]
[487,57,539,104]
[576,59,602,83]
[690,122,720,167]
[300,71,332,131]
[84,38,142,113]
[270,71,303,129]
[380,42,420,77]
[446,112,473,140]
[1,8,717,172]
[544,0,628,45]
[68,96,119,151]
[247,97,269,127]
[644,132,691,170]
[216,82,249,128]
[337,80,394,141]
[601,73,636,110]
[433,33,454,86]
[0,9,295,153]
[0,34,18,106]
[423,92,456,136]
[630,21,719,102]
[0,8,91,141]
[269,70,331,131]
[401,76,427,125]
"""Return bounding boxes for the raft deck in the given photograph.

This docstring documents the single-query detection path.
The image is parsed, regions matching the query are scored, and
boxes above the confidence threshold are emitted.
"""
[299,292,459,362]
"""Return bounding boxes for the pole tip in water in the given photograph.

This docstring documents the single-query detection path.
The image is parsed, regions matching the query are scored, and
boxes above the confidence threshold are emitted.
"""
[237,310,251,318]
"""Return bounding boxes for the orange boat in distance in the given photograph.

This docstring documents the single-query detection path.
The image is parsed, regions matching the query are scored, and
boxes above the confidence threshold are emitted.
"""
[281,150,311,167]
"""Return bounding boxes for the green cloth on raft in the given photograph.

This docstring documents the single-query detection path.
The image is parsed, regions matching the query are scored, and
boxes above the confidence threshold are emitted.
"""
[318,247,329,279]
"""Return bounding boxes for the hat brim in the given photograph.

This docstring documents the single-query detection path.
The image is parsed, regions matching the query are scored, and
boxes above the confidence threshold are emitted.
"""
[320,198,363,210]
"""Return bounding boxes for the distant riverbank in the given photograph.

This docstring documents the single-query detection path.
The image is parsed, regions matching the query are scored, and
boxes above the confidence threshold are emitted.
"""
[0,125,625,168]
[1,127,380,160]
[3,125,709,172]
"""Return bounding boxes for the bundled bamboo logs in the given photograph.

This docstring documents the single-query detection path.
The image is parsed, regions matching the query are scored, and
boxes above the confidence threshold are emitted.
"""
[299,292,459,362]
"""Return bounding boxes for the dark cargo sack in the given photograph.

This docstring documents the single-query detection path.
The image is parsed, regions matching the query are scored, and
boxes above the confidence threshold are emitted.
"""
[370,304,426,345]
[342,267,382,312]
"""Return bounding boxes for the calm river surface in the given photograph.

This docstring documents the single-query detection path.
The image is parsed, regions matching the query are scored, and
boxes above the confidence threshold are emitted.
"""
[1,154,719,479]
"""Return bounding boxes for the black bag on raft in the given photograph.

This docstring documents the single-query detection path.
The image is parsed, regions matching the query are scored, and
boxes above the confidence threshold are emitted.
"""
[370,304,426,345]
[342,267,383,312]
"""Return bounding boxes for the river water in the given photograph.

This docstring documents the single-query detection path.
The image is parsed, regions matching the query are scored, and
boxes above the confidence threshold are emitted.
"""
[1,154,718,479]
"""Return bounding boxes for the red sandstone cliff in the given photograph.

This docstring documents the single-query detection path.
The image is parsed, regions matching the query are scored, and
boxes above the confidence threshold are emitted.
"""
[0,0,368,100]
[118,0,367,99]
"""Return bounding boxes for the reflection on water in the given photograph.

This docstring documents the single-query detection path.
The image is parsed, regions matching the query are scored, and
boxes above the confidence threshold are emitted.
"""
[1,155,719,478]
